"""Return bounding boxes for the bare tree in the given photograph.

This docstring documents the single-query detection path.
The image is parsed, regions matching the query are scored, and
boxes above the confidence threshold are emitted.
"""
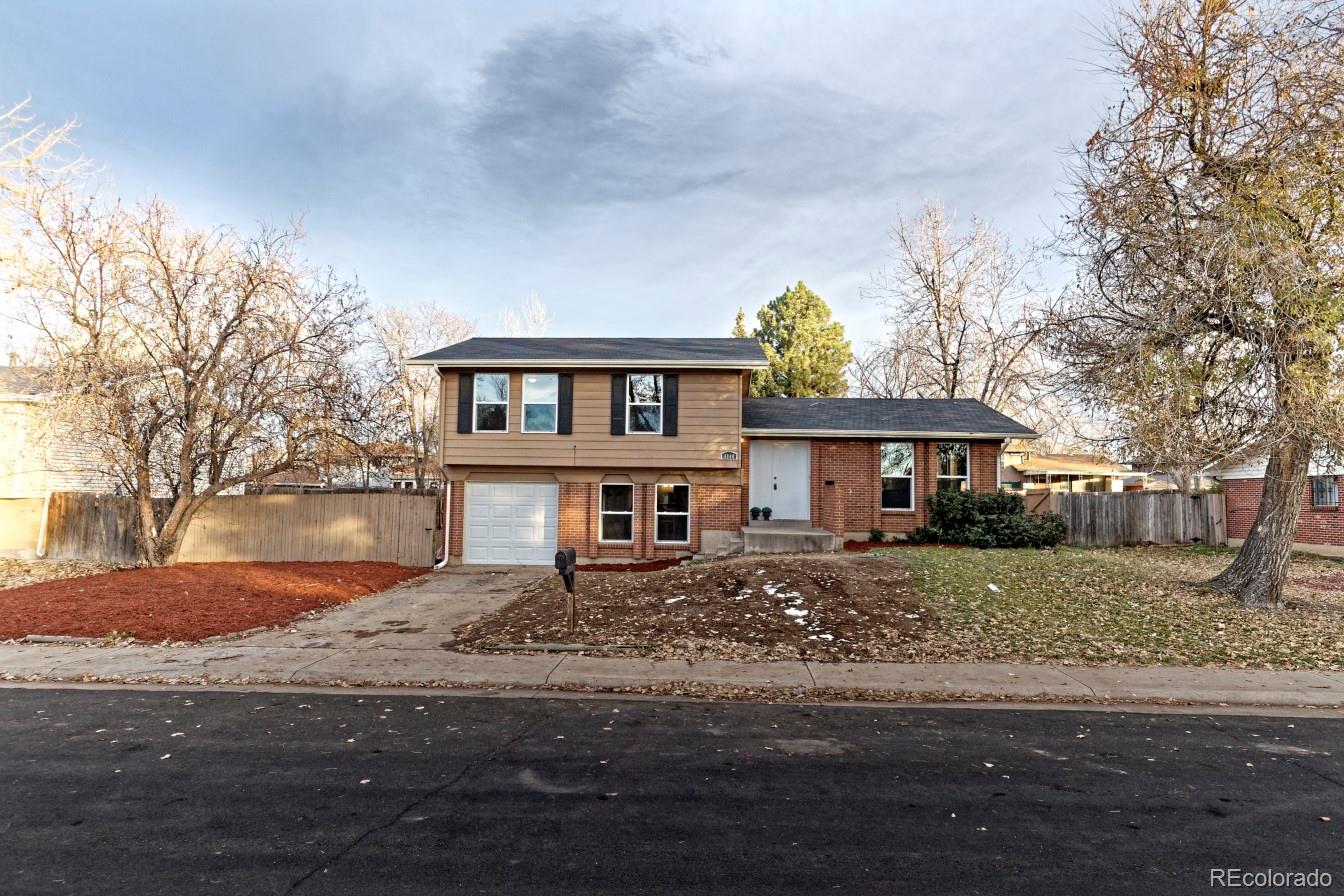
[1052,0,1344,607]
[863,200,1057,412]
[498,293,551,336]
[847,331,927,399]
[13,182,366,565]
[0,98,82,221]
[365,303,475,488]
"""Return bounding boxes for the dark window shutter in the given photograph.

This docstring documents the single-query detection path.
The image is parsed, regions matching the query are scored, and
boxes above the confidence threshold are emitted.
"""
[662,373,679,437]
[457,373,474,434]
[557,373,574,435]
[610,374,626,435]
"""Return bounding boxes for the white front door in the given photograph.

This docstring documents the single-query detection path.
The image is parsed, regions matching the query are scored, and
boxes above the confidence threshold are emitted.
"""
[464,482,558,565]
[749,440,811,520]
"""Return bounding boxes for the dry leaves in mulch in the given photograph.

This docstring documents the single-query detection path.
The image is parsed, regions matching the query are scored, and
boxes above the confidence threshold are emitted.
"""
[0,558,122,590]
[454,553,926,662]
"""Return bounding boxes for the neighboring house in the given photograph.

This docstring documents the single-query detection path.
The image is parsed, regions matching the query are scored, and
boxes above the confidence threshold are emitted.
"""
[0,366,123,559]
[246,444,443,493]
[1216,457,1344,557]
[408,337,1037,565]
[0,366,120,499]
[1001,450,1147,493]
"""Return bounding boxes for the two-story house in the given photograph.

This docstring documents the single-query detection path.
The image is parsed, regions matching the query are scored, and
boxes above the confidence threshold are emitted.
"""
[408,337,1037,565]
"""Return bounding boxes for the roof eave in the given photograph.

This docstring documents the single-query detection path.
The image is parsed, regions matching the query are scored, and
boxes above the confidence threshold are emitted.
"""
[742,428,1039,440]
[406,358,770,369]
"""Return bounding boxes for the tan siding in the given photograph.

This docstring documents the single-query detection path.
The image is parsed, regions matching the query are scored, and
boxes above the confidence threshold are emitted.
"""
[0,399,120,498]
[0,497,44,558]
[438,370,742,469]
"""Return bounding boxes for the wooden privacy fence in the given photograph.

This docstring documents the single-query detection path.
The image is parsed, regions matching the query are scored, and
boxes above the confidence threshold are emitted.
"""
[1027,490,1226,548]
[42,491,441,567]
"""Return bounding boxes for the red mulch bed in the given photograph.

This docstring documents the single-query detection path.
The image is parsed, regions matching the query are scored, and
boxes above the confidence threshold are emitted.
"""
[0,561,425,642]
[576,558,685,572]
[844,540,968,552]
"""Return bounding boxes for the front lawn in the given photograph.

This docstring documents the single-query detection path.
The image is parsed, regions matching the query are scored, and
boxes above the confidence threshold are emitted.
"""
[0,561,425,642]
[900,545,1344,669]
[460,545,1344,670]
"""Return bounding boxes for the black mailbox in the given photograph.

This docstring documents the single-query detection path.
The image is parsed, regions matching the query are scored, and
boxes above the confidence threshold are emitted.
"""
[554,547,577,593]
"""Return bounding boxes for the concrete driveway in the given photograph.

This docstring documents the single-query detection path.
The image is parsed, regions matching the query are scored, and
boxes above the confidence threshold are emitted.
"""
[231,566,546,651]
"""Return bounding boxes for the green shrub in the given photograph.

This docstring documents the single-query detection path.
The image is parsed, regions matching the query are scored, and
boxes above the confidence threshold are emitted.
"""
[907,525,941,544]
[868,527,886,543]
[912,490,1066,548]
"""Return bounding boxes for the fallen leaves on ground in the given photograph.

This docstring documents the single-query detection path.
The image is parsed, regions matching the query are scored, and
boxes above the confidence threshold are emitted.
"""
[0,559,122,590]
[455,553,924,662]
[900,545,1344,670]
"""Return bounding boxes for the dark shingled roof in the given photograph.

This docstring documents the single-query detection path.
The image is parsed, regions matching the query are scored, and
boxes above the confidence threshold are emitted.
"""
[409,337,768,366]
[0,366,53,397]
[742,398,1037,438]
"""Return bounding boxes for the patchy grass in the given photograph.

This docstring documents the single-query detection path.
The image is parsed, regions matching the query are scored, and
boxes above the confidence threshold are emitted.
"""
[899,545,1344,670]
[455,554,925,662]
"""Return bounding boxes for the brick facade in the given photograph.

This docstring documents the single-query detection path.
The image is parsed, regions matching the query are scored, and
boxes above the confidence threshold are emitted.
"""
[804,438,1001,537]
[446,437,1007,560]
[1225,475,1344,547]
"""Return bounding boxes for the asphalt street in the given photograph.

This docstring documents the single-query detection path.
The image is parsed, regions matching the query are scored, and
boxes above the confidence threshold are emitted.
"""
[1,687,1340,895]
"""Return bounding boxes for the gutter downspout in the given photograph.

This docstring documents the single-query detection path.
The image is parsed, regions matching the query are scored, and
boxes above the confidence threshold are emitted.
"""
[433,483,451,569]
[34,488,53,558]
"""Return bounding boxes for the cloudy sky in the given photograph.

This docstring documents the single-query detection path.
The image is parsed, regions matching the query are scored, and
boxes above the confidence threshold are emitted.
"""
[4,0,1112,346]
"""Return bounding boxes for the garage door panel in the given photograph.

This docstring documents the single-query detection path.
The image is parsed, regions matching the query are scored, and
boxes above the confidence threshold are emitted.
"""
[464,482,557,566]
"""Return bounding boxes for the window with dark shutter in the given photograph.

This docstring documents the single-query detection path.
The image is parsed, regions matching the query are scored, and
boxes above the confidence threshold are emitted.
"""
[662,374,679,437]
[457,373,474,434]
[557,374,574,435]
[610,374,626,435]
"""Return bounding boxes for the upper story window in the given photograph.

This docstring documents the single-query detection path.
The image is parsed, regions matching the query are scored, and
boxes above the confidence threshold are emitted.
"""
[627,374,663,434]
[522,374,558,433]
[880,442,915,510]
[473,373,508,432]
[937,442,970,491]
[1312,475,1339,507]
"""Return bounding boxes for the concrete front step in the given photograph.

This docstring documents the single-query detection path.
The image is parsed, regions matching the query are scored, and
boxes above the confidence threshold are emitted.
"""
[741,526,842,554]
[745,518,813,529]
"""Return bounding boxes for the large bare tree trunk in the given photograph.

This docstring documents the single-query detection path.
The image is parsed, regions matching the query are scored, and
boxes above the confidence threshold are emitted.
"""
[1208,439,1310,608]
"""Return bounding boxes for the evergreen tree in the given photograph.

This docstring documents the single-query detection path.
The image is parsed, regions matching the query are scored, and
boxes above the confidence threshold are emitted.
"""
[750,282,852,397]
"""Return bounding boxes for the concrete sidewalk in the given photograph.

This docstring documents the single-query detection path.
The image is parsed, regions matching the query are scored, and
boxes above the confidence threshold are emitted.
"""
[2,640,1343,708]
[3,568,1343,708]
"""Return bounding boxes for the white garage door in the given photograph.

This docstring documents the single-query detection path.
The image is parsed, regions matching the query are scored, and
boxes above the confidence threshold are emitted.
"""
[464,482,558,565]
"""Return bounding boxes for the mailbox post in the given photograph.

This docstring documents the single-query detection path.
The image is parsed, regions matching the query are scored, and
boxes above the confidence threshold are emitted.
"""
[554,547,577,631]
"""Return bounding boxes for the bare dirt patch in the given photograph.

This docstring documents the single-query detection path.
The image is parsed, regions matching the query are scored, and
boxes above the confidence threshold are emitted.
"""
[454,553,924,662]
[0,561,425,642]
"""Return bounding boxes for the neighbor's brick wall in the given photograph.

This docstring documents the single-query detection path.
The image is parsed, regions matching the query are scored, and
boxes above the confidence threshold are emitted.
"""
[805,439,1002,537]
[1225,475,1344,546]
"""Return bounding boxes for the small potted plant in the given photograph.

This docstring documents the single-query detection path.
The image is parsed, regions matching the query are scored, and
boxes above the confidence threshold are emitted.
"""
[750,506,761,521]
[761,506,773,521]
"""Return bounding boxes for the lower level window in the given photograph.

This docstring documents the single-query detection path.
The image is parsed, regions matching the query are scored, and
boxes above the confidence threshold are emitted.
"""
[880,442,914,510]
[937,442,970,492]
[655,484,690,543]
[1312,476,1339,507]
[600,484,634,541]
